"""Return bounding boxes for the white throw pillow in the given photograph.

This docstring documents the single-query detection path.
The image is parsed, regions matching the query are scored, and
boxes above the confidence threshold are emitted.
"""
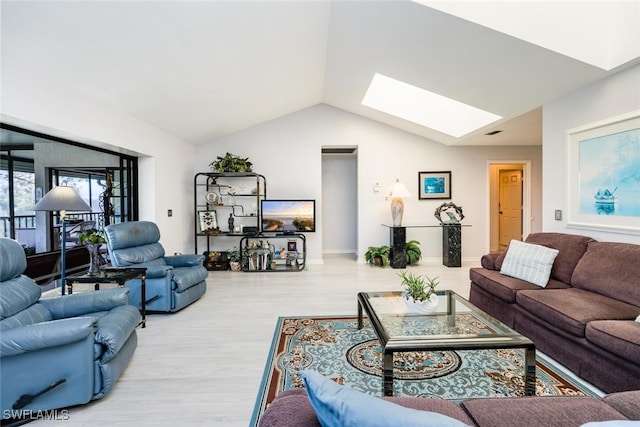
[636,314,640,323]
[500,240,559,287]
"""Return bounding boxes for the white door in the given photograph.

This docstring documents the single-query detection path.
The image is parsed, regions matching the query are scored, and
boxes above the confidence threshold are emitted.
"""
[499,169,523,248]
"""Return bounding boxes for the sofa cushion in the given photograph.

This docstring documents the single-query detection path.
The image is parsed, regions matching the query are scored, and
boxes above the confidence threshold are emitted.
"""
[586,320,640,365]
[603,391,640,419]
[470,268,569,304]
[572,242,640,308]
[301,370,471,427]
[524,232,596,284]
[516,289,640,337]
[500,240,559,287]
[461,396,628,427]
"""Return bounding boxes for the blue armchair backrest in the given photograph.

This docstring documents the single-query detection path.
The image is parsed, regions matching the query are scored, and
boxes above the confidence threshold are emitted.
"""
[104,221,166,267]
[0,238,51,330]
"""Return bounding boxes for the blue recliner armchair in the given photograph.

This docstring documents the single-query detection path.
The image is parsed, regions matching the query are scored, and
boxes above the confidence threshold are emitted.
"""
[104,221,207,313]
[0,238,141,416]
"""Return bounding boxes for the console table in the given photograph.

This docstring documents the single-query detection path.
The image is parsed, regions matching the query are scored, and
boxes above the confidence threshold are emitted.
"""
[382,224,471,268]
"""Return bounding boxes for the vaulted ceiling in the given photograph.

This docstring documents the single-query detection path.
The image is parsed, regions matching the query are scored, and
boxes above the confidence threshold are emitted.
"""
[2,1,639,147]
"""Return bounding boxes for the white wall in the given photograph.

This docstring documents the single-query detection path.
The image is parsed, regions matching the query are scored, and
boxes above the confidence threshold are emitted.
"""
[542,63,640,243]
[1,67,195,254]
[195,104,543,263]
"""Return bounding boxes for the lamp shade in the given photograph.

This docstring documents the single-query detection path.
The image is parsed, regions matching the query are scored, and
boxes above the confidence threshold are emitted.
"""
[34,186,91,213]
[384,179,411,199]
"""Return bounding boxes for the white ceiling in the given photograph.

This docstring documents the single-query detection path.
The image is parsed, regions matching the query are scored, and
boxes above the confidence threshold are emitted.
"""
[2,1,639,147]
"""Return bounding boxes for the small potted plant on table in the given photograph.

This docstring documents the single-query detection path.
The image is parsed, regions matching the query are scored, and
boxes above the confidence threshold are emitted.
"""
[399,271,439,314]
[79,228,106,275]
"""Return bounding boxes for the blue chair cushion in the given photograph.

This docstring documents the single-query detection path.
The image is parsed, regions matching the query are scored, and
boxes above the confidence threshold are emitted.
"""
[0,275,42,320]
[0,238,27,281]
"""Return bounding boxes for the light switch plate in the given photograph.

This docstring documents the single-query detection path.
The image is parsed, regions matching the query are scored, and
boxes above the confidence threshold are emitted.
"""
[554,210,562,221]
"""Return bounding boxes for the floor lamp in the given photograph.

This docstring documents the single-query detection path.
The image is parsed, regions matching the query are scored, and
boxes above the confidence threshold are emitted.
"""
[34,185,91,295]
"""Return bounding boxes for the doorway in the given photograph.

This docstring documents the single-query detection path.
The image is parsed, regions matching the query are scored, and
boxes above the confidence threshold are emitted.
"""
[489,162,530,252]
[321,147,358,260]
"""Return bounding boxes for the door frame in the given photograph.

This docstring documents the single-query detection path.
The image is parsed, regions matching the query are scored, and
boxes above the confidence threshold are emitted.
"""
[487,161,531,252]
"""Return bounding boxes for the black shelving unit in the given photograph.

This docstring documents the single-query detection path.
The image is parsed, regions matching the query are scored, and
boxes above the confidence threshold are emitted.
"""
[239,233,306,272]
[194,172,266,254]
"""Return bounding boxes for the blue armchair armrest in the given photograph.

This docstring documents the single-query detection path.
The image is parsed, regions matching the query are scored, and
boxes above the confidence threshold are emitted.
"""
[0,317,97,357]
[95,305,141,363]
[164,254,204,268]
[40,288,130,320]
[143,264,173,278]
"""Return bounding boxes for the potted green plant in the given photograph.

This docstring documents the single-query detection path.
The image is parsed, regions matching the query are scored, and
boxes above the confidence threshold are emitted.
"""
[364,245,390,267]
[210,152,253,173]
[79,228,106,275]
[398,271,439,314]
[405,240,422,265]
[227,247,242,272]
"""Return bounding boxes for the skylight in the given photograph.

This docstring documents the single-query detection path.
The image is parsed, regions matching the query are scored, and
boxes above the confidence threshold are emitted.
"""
[362,73,502,138]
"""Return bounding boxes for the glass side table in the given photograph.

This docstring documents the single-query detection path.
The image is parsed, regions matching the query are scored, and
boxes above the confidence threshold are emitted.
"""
[65,267,147,328]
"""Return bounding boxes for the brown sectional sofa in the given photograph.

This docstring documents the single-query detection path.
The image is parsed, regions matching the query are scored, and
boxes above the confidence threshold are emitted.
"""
[469,232,640,393]
[259,388,640,427]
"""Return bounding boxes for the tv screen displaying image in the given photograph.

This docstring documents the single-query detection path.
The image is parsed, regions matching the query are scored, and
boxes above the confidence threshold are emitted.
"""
[261,200,316,232]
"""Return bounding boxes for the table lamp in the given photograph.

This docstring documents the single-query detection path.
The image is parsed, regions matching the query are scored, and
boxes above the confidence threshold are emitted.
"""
[385,178,411,226]
[34,185,91,295]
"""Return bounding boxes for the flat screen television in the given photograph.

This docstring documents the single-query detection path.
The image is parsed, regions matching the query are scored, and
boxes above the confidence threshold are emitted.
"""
[261,200,316,232]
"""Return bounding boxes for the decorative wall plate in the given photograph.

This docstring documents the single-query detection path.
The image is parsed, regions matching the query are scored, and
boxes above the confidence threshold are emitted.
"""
[204,191,219,205]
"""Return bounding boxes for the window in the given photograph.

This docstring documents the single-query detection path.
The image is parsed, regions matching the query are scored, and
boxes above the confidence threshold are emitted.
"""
[0,124,138,255]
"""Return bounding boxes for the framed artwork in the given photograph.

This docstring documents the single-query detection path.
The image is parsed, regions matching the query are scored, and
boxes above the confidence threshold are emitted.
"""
[418,171,451,200]
[198,210,218,232]
[566,110,640,234]
[287,241,297,252]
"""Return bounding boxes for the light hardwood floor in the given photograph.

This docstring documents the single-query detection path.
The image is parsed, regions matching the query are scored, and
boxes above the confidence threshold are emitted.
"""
[34,256,478,426]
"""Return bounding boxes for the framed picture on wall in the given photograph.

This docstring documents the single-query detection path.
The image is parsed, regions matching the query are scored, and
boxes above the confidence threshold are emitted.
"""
[418,171,451,200]
[566,110,640,234]
[198,210,218,232]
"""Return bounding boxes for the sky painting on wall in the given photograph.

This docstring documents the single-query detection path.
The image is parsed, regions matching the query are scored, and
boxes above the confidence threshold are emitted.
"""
[579,127,640,217]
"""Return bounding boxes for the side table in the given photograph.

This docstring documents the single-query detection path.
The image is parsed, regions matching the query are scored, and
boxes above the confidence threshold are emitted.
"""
[65,267,147,328]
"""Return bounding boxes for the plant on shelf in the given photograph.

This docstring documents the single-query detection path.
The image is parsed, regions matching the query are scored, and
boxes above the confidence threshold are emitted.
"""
[399,271,439,314]
[210,152,253,173]
[364,245,390,267]
[227,247,242,272]
[405,240,422,265]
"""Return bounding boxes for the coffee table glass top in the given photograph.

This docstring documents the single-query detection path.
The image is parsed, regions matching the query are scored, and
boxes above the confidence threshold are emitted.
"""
[359,290,528,345]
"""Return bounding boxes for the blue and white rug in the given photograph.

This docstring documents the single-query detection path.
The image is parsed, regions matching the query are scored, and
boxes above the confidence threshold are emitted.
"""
[251,315,602,426]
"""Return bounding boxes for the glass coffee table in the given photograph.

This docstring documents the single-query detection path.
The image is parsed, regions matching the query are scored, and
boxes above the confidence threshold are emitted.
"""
[357,290,536,396]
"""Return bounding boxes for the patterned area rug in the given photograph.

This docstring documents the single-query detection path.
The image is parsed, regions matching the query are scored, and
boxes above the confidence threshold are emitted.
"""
[251,316,602,426]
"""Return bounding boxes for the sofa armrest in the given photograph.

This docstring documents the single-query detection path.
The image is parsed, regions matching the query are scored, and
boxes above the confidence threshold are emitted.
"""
[0,317,97,357]
[481,252,503,270]
[164,254,205,268]
[95,305,141,363]
[39,287,130,320]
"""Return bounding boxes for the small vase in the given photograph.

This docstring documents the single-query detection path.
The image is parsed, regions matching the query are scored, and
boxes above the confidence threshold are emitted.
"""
[87,244,102,275]
[403,293,439,314]
[230,261,242,272]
